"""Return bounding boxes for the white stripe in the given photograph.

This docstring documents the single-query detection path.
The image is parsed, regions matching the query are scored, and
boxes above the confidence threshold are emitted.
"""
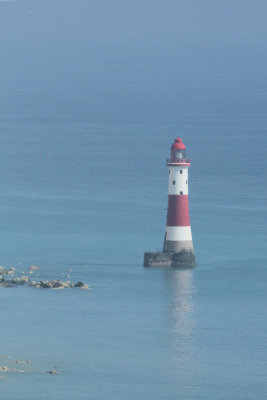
[166,226,192,241]
[168,166,189,195]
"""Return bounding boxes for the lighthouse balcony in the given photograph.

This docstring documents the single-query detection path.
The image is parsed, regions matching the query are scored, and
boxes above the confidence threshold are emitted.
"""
[167,158,191,166]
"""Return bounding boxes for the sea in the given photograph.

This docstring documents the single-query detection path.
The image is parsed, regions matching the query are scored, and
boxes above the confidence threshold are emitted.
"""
[0,44,266,399]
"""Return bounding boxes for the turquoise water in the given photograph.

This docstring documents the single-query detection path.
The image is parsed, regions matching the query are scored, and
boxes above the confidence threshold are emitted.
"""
[0,50,266,399]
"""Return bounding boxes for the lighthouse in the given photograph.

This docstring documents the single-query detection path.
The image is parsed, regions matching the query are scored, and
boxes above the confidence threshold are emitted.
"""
[144,137,196,267]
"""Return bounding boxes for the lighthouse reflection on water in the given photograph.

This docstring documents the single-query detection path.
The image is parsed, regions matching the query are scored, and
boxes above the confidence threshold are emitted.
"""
[163,267,195,366]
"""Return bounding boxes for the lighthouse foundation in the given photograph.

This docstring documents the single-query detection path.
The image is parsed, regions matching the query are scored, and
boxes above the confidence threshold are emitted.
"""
[163,239,194,253]
[144,249,196,267]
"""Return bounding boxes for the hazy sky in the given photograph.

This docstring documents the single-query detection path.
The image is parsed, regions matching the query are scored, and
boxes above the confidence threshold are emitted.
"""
[0,0,266,47]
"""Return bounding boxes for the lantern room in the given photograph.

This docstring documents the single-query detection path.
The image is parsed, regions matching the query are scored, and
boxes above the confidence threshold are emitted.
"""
[171,138,186,161]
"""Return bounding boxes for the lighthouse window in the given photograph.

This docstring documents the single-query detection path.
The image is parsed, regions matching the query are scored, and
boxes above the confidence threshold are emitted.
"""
[180,170,183,174]
[180,191,183,195]
[186,180,188,184]
[172,180,176,185]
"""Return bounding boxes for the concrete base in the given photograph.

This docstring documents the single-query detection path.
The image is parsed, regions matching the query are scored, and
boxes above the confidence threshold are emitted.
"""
[144,250,196,267]
[163,239,194,253]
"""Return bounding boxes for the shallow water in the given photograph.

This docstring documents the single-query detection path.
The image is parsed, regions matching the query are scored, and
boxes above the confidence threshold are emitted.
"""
[0,49,266,399]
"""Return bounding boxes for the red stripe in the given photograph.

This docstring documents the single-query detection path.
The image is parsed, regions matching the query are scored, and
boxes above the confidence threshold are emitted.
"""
[166,195,190,226]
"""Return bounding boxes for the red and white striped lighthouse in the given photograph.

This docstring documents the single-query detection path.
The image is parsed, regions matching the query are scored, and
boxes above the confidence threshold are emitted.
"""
[144,137,195,267]
[163,137,195,257]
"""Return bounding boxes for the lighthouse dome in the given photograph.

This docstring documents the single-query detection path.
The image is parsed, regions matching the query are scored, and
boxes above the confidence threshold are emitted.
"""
[172,138,186,150]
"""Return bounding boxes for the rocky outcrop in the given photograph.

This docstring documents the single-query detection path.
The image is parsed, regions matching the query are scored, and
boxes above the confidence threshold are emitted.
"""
[0,265,89,290]
[0,275,29,287]
[0,266,8,275]
[0,276,89,290]
[11,276,29,285]
[0,366,25,373]
[0,355,62,377]
[29,280,89,290]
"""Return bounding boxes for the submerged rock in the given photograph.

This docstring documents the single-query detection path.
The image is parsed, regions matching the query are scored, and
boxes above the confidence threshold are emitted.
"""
[16,360,31,364]
[49,369,60,375]
[29,265,39,271]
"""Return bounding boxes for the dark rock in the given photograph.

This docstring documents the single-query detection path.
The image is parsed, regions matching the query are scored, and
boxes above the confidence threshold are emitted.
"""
[49,369,59,375]
[39,281,51,288]
[11,276,29,285]
[53,280,62,288]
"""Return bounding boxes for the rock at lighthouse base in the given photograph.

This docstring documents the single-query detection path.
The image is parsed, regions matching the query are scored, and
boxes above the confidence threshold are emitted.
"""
[144,251,196,267]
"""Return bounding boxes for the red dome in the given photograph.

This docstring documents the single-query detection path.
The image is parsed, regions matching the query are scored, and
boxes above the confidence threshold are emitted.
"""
[171,137,186,150]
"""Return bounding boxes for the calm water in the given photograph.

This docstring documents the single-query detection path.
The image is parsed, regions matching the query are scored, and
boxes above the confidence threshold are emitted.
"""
[0,48,266,399]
